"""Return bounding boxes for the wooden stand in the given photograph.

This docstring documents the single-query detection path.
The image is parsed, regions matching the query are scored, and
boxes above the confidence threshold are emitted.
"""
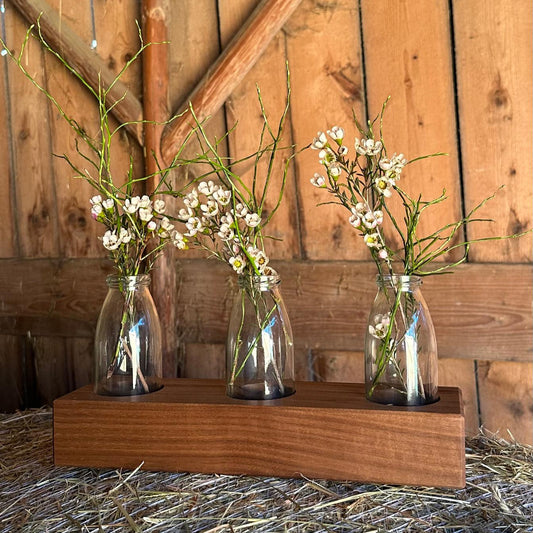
[53,379,465,488]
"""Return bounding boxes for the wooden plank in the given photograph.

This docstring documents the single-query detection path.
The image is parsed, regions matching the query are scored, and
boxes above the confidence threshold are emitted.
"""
[0,336,23,412]
[361,0,463,261]
[0,39,16,257]
[54,379,465,488]
[218,0,300,259]
[8,0,143,143]
[5,6,59,257]
[477,361,533,445]
[454,0,533,262]
[175,259,532,361]
[439,358,479,437]
[65,337,94,391]
[161,0,303,164]
[286,0,365,260]
[312,350,365,383]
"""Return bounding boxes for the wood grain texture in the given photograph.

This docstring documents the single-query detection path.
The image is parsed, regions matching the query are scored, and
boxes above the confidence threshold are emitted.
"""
[286,0,365,260]
[218,0,301,260]
[161,0,303,164]
[8,0,143,144]
[175,259,532,361]
[477,361,533,445]
[0,336,23,412]
[54,379,465,488]
[361,0,463,261]
[453,0,533,262]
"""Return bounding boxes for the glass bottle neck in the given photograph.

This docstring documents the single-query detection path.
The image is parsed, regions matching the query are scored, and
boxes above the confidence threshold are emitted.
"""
[106,274,151,290]
[238,274,280,291]
[377,274,421,290]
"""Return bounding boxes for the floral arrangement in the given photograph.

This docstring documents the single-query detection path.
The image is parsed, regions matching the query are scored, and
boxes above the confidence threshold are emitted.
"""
[310,99,527,404]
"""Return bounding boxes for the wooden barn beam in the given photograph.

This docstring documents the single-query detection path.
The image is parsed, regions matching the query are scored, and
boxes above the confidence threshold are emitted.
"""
[8,0,144,144]
[160,0,303,165]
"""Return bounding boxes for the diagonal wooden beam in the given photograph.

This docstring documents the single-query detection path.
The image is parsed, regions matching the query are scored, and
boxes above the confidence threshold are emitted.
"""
[8,0,144,145]
[160,0,304,165]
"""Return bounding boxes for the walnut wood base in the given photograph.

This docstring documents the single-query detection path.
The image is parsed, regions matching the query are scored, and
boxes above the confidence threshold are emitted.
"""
[53,379,465,488]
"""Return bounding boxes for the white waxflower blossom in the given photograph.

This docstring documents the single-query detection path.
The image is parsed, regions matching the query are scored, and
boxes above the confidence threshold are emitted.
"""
[378,248,389,260]
[338,145,349,156]
[369,313,391,339]
[319,148,335,166]
[124,196,141,214]
[355,137,383,156]
[245,213,261,228]
[229,255,246,274]
[218,223,234,241]
[198,180,217,196]
[364,232,381,249]
[102,230,121,250]
[90,195,102,205]
[213,188,231,206]
[91,204,103,220]
[153,199,166,213]
[311,131,327,150]
[178,207,193,221]
[138,207,153,222]
[118,227,132,244]
[310,173,326,187]
[184,190,199,209]
[248,248,269,272]
[220,212,234,226]
[172,230,187,250]
[363,210,384,229]
[159,217,175,238]
[138,195,151,209]
[327,126,344,143]
[200,200,219,218]
[349,208,361,228]
[233,203,248,218]
[185,216,203,236]
[379,153,407,178]
[147,220,157,232]
[374,177,394,198]
[102,198,114,210]
[329,163,342,178]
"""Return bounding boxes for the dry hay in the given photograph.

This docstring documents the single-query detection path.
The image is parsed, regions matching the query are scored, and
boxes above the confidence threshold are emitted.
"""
[0,408,532,532]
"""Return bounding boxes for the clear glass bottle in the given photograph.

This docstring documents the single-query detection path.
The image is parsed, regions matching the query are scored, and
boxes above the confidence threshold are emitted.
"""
[226,274,295,400]
[94,274,163,396]
[365,275,439,406]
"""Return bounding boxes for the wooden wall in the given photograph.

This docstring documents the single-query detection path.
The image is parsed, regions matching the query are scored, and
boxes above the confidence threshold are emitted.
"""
[0,0,531,444]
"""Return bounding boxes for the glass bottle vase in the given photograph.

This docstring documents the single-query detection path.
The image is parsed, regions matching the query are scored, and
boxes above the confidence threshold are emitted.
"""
[94,274,163,396]
[226,274,295,400]
[365,275,439,406]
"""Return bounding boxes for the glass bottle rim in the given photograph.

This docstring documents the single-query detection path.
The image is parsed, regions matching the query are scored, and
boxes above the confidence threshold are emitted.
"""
[106,274,151,289]
[376,274,422,287]
[238,273,281,290]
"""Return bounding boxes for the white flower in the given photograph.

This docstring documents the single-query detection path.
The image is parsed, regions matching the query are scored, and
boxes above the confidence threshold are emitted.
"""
[218,223,234,241]
[185,217,203,236]
[119,227,132,244]
[229,255,246,274]
[318,148,335,166]
[327,126,344,142]
[338,145,348,156]
[184,190,199,209]
[374,177,394,198]
[138,195,151,209]
[252,250,269,272]
[159,216,175,238]
[213,188,231,206]
[220,212,234,226]
[378,248,389,260]
[153,199,166,213]
[348,208,361,228]
[138,207,153,222]
[311,131,327,150]
[310,173,326,187]
[245,213,261,228]
[147,220,157,232]
[355,202,367,215]
[178,207,193,221]
[379,153,407,177]
[124,196,141,214]
[233,203,248,218]
[200,200,219,218]
[198,180,217,196]
[91,204,103,220]
[355,137,383,156]
[369,313,391,339]
[102,230,121,250]
[172,230,187,250]
[364,232,381,249]
[363,210,384,229]
[329,163,342,178]
[90,195,102,205]
[102,198,114,210]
